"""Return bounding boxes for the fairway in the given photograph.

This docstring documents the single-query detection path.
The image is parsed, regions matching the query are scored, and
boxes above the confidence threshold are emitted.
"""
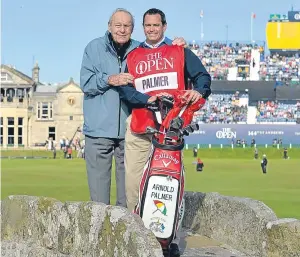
[1,149,300,219]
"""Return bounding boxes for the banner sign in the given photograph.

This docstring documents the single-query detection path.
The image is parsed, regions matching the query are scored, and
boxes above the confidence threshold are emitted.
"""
[288,11,300,22]
[185,124,300,145]
[269,14,281,21]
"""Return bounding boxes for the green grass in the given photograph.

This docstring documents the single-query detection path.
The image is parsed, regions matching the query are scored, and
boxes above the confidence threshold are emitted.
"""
[1,148,300,219]
[1,146,299,159]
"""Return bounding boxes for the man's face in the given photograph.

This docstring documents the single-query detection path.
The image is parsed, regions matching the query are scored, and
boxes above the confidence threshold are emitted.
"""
[143,14,167,44]
[109,11,133,45]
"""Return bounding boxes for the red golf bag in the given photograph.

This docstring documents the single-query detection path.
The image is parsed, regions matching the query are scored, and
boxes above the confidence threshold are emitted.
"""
[133,90,205,252]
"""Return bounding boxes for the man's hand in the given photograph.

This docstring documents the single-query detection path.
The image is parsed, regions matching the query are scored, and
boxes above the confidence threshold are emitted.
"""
[156,92,173,98]
[147,96,157,103]
[108,73,134,86]
[172,37,187,47]
[147,92,173,103]
[182,90,202,104]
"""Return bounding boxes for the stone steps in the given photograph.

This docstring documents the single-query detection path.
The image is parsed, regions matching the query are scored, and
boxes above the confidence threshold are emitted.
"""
[179,231,249,257]
[182,247,243,257]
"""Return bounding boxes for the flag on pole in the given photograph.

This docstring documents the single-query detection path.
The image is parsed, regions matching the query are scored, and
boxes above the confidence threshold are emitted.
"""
[200,10,204,18]
[251,12,255,43]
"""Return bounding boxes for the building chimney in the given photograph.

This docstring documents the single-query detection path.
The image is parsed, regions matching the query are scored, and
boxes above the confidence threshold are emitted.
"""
[32,61,40,83]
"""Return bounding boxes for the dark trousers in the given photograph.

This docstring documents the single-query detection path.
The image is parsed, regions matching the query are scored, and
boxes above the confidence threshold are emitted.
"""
[85,136,126,207]
[261,165,267,174]
[196,163,203,172]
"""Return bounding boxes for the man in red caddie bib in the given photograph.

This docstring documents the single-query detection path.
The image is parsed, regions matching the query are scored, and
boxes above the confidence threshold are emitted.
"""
[117,8,211,257]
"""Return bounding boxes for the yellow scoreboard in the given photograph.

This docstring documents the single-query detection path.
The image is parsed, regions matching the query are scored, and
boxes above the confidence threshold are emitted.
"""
[266,22,300,50]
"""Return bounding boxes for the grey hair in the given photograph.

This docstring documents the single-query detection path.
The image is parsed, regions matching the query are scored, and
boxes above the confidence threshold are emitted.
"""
[108,8,135,29]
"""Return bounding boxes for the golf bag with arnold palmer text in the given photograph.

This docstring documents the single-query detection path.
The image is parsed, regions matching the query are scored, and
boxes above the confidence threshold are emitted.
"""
[133,90,206,254]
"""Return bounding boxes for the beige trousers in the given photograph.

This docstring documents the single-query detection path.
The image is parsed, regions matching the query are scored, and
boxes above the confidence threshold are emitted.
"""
[124,115,181,245]
[125,115,152,212]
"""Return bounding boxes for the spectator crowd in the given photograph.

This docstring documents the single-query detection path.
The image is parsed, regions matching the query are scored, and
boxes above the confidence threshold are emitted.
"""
[193,92,300,124]
[256,100,300,123]
[185,40,300,124]
[194,91,248,124]
[187,41,300,84]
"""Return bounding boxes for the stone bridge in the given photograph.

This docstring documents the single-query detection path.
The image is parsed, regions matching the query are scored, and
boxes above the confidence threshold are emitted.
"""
[1,192,299,257]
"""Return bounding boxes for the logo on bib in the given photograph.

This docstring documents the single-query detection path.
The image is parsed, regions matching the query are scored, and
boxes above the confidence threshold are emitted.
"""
[136,52,174,75]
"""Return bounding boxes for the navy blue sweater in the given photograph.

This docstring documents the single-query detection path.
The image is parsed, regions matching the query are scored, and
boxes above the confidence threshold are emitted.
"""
[117,40,212,107]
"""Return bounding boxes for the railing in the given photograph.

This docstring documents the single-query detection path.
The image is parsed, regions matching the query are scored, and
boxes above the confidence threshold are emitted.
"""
[0,149,80,159]
[185,143,300,149]
[187,40,266,47]
[1,97,31,108]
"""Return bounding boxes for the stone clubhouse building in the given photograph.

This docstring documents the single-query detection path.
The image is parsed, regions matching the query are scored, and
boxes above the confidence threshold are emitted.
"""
[0,63,84,148]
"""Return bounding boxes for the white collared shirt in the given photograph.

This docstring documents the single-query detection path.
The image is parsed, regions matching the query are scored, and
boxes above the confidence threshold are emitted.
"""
[144,37,166,48]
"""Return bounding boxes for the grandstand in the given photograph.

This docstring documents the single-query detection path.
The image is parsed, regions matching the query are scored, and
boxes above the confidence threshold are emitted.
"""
[186,9,300,146]
[188,40,299,85]
[188,84,300,146]
[187,9,299,85]
[188,9,300,127]
[193,88,300,125]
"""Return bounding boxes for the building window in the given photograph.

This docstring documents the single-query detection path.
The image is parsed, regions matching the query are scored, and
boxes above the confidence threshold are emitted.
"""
[37,103,40,118]
[8,117,14,126]
[50,102,53,119]
[7,117,14,145]
[18,117,23,126]
[42,102,48,119]
[37,102,53,120]
[69,116,73,120]
[48,127,55,141]
[0,117,3,145]
[18,117,23,145]
[18,128,23,145]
